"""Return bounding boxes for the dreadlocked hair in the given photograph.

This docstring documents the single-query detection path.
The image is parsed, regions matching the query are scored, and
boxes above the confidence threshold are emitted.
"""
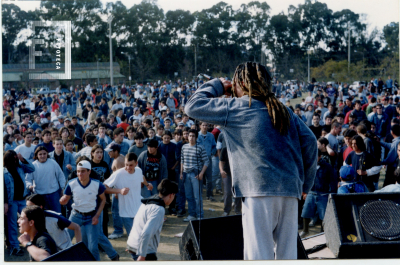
[232,62,291,134]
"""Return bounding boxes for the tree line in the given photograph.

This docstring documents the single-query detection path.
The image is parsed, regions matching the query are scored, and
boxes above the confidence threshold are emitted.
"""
[2,0,399,83]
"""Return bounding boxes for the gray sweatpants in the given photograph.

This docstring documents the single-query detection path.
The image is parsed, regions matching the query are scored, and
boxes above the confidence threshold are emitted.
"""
[242,196,298,260]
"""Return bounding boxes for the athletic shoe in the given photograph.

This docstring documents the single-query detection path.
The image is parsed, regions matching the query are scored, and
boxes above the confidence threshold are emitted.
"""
[216,190,223,195]
[309,220,316,227]
[183,216,196,222]
[9,247,24,256]
[108,233,123,239]
[169,208,177,216]
[177,209,186,217]
[300,231,309,238]
[208,196,216,202]
[222,212,229,217]
[111,254,120,261]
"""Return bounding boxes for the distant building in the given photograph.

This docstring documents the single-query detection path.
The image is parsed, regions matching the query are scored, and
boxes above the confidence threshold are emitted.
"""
[2,62,125,89]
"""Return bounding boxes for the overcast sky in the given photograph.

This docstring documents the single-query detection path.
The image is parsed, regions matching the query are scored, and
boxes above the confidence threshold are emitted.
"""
[11,0,400,33]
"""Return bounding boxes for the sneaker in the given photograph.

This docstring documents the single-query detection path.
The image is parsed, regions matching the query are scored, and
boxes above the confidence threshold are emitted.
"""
[9,247,24,256]
[111,254,120,261]
[169,208,177,216]
[222,212,229,217]
[183,216,197,222]
[209,196,216,202]
[234,212,241,215]
[309,220,316,227]
[300,231,309,238]
[108,233,123,239]
[177,209,186,217]
[216,190,223,195]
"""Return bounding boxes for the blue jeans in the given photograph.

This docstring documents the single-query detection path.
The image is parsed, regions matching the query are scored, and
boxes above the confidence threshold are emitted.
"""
[212,156,221,190]
[121,217,134,235]
[68,210,100,261]
[205,156,213,197]
[67,105,73,117]
[98,211,118,260]
[176,167,186,211]
[184,172,204,218]
[141,180,159,198]
[71,104,77,116]
[7,200,26,248]
[111,195,123,235]
[301,192,329,220]
[42,190,61,213]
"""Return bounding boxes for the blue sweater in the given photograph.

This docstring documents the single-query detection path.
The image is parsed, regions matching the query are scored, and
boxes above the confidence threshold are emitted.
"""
[185,79,318,199]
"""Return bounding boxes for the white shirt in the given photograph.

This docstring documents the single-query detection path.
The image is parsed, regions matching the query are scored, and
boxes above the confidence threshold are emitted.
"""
[14,144,36,161]
[104,167,143,218]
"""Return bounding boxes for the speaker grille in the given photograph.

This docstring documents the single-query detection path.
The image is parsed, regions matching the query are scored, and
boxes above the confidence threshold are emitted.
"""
[359,200,400,240]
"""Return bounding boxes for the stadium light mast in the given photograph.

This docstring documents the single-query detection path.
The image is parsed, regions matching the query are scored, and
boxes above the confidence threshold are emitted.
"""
[108,15,114,86]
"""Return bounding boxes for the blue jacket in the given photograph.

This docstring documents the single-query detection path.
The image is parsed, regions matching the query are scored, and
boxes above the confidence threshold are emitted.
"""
[49,150,77,181]
[310,160,337,194]
[60,103,67,115]
[4,160,35,204]
[158,142,177,169]
[380,136,400,167]
[386,79,393,88]
[371,113,390,138]
[5,142,17,152]
[196,131,216,157]
[185,79,318,199]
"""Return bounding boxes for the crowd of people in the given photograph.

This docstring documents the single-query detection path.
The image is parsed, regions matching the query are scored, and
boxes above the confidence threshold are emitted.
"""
[3,72,400,261]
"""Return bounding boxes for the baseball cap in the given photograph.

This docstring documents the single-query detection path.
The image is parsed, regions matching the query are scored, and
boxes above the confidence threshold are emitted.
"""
[147,139,159,148]
[104,143,121,153]
[178,122,185,126]
[339,165,355,181]
[164,117,172,122]
[57,115,65,120]
[161,106,168,111]
[176,114,182,118]
[64,118,71,122]
[77,160,91,170]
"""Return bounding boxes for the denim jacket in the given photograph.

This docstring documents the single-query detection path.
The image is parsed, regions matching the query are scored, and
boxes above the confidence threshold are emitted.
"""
[49,150,76,181]
[4,160,35,204]
[185,79,318,199]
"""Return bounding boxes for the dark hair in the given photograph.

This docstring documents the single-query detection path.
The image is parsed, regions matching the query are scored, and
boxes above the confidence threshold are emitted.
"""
[90,144,104,160]
[137,126,148,138]
[351,135,366,152]
[188,129,198,138]
[4,150,19,170]
[67,125,76,131]
[392,118,400,125]
[33,146,50,160]
[358,120,371,131]
[322,125,331,133]
[371,97,377,103]
[113,127,125,137]
[64,139,74,146]
[23,130,33,138]
[85,134,97,145]
[344,129,357,138]
[174,129,183,136]
[162,130,173,138]
[125,152,138,162]
[354,100,362,105]
[134,132,144,140]
[99,122,107,129]
[356,124,368,135]
[144,119,152,126]
[26,194,46,208]
[317,137,329,147]
[157,179,178,196]
[22,205,47,232]
[121,114,127,121]
[391,124,400,137]
[59,127,70,137]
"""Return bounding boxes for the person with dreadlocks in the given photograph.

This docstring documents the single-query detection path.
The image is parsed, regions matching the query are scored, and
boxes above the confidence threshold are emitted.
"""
[185,62,317,260]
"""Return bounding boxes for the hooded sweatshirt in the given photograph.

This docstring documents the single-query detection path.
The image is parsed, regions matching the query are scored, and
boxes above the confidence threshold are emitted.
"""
[127,195,165,256]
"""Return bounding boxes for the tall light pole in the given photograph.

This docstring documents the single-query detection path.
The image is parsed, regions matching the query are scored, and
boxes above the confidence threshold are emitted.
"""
[307,50,311,83]
[121,52,131,86]
[97,58,101,88]
[348,21,351,74]
[107,15,114,86]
